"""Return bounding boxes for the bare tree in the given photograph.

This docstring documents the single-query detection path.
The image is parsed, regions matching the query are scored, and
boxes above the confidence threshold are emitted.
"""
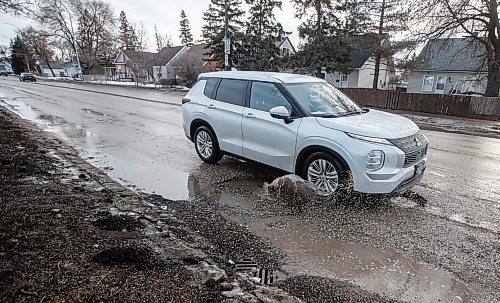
[177,53,203,87]
[153,23,173,52]
[19,26,57,76]
[0,0,33,15]
[37,0,115,73]
[408,0,500,96]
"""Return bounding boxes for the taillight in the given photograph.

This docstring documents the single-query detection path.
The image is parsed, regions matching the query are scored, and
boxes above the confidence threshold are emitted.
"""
[181,98,190,104]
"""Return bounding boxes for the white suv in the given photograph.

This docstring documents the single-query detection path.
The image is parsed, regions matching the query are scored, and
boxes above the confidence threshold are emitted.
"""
[182,71,428,195]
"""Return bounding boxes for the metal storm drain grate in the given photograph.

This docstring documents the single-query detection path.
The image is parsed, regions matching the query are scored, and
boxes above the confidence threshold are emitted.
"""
[228,259,279,285]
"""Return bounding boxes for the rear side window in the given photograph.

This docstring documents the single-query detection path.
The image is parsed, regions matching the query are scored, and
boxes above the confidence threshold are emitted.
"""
[215,79,248,106]
[203,78,218,98]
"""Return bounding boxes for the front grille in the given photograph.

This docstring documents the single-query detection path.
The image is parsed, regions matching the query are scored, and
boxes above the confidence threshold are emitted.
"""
[404,145,427,167]
[388,131,428,168]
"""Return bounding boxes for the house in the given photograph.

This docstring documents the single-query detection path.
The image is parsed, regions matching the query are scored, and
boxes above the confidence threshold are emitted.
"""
[0,59,13,73]
[276,37,296,57]
[40,60,79,78]
[407,38,487,95]
[151,45,186,80]
[113,49,157,79]
[325,35,393,89]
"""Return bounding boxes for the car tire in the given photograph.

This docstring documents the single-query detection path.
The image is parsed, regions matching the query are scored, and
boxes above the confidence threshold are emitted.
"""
[301,152,349,196]
[194,126,222,164]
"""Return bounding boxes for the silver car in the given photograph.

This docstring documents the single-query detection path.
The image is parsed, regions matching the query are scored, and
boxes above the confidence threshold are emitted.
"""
[182,71,428,195]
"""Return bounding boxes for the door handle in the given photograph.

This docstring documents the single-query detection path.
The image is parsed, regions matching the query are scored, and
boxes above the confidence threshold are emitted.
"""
[245,113,256,119]
[207,104,216,109]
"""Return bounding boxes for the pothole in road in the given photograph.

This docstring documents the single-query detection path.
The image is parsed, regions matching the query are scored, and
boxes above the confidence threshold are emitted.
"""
[81,108,107,117]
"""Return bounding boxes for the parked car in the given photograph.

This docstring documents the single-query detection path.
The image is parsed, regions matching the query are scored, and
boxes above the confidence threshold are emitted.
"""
[182,71,428,195]
[116,77,134,82]
[0,71,8,76]
[19,73,37,82]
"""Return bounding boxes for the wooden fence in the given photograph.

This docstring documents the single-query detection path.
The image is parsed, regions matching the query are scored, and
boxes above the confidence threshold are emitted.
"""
[340,88,500,119]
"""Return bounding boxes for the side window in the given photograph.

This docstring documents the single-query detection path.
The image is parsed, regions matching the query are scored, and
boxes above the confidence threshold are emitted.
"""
[250,82,292,114]
[215,79,248,106]
[203,77,218,98]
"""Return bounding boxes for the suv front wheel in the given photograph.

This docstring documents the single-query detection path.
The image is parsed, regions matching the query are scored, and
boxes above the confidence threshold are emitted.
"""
[194,126,222,164]
[302,152,348,196]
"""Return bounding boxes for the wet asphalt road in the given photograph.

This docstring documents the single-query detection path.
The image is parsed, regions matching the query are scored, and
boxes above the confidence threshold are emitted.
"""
[1,77,499,303]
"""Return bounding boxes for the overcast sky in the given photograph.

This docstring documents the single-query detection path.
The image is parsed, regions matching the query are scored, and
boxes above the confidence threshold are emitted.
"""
[0,0,302,50]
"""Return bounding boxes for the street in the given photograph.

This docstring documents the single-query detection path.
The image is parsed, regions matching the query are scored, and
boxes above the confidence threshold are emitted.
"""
[1,77,499,303]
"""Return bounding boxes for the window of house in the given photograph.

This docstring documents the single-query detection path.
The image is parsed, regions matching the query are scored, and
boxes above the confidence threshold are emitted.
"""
[203,77,219,98]
[250,82,292,114]
[215,79,248,106]
[422,76,434,91]
[340,74,348,88]
[435,76,446,93]
[462,76,482,93]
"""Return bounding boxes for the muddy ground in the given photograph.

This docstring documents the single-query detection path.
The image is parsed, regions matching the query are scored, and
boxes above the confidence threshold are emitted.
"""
[0,108,400,302]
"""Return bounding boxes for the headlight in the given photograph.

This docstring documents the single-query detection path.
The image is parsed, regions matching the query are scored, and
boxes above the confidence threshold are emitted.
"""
[366,150,385,171]
[347,133,392,145]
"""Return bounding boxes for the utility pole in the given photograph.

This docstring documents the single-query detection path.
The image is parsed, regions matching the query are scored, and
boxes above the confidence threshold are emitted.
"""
[223,0,230,71]
[372,0,386,90]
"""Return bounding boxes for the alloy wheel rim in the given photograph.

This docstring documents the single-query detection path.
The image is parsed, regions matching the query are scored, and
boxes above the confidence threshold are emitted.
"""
[196,131,213,159]
[307,159,339,194]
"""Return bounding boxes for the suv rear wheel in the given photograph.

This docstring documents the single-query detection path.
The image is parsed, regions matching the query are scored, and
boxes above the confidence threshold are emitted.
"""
[194,126,222,164]
[302,152,348,195]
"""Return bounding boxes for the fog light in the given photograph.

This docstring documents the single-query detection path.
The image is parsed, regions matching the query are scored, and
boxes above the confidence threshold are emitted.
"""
[366,150,385,171]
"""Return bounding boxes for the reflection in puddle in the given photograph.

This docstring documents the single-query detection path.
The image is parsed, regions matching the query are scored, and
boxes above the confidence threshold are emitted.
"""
[1,99,91,139]
[188,174,474,303]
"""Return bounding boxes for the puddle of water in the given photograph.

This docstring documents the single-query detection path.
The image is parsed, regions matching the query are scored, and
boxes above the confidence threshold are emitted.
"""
[187,176,474,303]
[98,155,191,201]
[2,99,91,139]
[230,214,473,303]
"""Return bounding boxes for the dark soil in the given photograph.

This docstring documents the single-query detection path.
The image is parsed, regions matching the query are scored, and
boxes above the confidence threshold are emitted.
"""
[92,245,159,270]
[93,212,145,231]
[0,108,226,302]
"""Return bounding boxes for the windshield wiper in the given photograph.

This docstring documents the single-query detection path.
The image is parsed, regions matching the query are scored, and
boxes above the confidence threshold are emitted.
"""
[313,114,339,118]
[337,111,363,117]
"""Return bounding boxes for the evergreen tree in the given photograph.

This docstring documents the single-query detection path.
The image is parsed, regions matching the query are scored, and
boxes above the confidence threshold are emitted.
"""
[357,0,410,89]
[10,35,31,74]
[239,0,287,71]
[118,11,136,50]
[290,0,365,77]
[201,0,245,68]
[179,10,194,47]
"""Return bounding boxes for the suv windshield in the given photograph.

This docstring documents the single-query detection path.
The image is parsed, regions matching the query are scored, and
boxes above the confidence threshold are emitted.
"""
[284,82,362,117]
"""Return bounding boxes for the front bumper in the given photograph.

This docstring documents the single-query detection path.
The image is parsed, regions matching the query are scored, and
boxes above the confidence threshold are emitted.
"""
[346,137,427,194]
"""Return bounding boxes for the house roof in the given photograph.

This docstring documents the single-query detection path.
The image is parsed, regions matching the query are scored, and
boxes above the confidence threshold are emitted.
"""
[348,35,379,68]
[122,50,157,65]
[415,38,486,72]
[275,37,297,53]
[40,61,72,69]
[152,46,184,66]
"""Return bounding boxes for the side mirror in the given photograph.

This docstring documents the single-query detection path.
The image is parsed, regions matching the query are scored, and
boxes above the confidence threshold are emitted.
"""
[270,106,293,124]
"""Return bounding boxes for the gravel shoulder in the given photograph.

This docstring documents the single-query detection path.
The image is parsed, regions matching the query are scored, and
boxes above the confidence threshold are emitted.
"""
[0,107,399,302]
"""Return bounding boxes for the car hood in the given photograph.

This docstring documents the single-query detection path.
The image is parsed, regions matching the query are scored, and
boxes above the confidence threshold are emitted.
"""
[315,109,419,139]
